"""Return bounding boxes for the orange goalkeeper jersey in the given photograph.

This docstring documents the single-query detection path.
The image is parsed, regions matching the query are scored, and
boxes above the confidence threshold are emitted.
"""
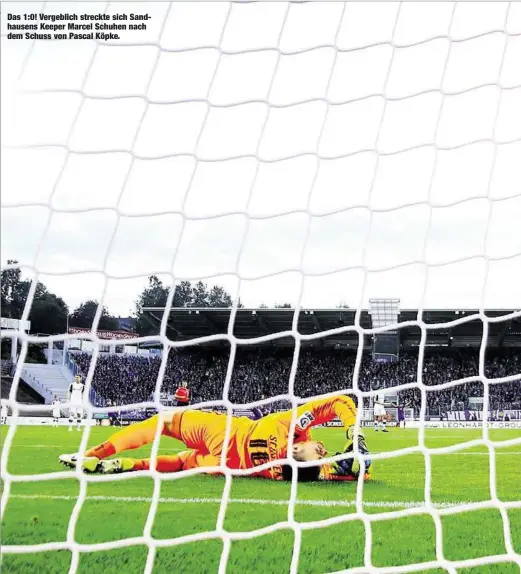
[165,396,357,479]
[232,395,357,480]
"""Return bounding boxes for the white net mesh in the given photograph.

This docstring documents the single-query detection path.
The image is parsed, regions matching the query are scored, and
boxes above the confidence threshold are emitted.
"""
[1,1,521,572]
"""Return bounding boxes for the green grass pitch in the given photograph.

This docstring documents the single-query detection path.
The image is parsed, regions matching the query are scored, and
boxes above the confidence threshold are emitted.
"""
[1,424,520,574]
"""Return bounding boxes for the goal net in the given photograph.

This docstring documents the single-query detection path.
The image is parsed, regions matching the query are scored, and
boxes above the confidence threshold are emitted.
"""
[1,1,521,573]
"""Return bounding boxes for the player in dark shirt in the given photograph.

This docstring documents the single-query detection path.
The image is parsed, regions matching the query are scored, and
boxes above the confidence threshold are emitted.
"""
[393,402,407,428]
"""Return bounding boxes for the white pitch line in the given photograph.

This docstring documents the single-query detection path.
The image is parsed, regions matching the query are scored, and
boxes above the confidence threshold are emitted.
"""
[8,494,500,509]
[5,446,520,456]
[437,452,521,455]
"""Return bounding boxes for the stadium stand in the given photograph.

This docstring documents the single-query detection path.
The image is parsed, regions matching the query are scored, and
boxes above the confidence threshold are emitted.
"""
[70,347,520,414]
[20,364,72,403]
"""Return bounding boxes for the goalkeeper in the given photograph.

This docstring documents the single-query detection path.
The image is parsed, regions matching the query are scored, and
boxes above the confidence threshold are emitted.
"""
[59,395,371,482]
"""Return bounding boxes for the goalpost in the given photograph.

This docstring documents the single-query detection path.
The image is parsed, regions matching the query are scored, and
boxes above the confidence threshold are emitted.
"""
[2,2,521,573]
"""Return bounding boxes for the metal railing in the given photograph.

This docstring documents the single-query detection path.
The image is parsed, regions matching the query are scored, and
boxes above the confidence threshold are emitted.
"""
[19,368,53,403]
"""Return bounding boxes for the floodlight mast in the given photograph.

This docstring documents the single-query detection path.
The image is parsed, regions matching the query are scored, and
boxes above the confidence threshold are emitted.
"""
[369,298,401,364]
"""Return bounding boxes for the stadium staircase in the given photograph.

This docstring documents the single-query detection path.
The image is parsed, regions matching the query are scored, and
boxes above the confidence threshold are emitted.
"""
[20,364,72,404]
[1,376,46,405]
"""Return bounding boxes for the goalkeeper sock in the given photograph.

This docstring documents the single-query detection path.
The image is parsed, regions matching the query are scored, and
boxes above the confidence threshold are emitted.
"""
[86,441,116,460]
[131,455,186,472]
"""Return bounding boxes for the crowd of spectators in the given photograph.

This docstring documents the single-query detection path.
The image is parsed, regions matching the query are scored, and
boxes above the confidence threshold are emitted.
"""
[71,347,520,413]
[0,359,14,376]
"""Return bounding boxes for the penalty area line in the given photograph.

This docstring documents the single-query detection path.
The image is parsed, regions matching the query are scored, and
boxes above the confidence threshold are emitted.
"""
[9,494,480,509]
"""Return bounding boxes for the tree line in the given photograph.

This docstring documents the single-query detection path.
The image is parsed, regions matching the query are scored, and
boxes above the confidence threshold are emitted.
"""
[1,261,237,337]
[1,260,349,338]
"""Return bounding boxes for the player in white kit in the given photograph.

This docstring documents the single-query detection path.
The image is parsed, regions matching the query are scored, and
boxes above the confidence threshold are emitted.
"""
[374,392,389,433]
[1,399,8,425]
[51,395,61,427]
[68,376,84,432]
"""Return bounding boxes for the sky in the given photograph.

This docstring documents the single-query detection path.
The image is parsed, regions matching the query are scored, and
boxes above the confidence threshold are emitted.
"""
[1,1,521,318]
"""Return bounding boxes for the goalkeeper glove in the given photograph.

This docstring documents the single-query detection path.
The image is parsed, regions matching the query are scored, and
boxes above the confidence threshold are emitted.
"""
[335,426,372,477]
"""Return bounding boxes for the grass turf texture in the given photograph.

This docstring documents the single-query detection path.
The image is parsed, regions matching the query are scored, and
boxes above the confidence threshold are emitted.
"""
[1,425,520,573]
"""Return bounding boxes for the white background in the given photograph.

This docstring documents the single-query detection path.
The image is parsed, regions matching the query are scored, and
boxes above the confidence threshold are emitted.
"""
[2,2,521,316]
